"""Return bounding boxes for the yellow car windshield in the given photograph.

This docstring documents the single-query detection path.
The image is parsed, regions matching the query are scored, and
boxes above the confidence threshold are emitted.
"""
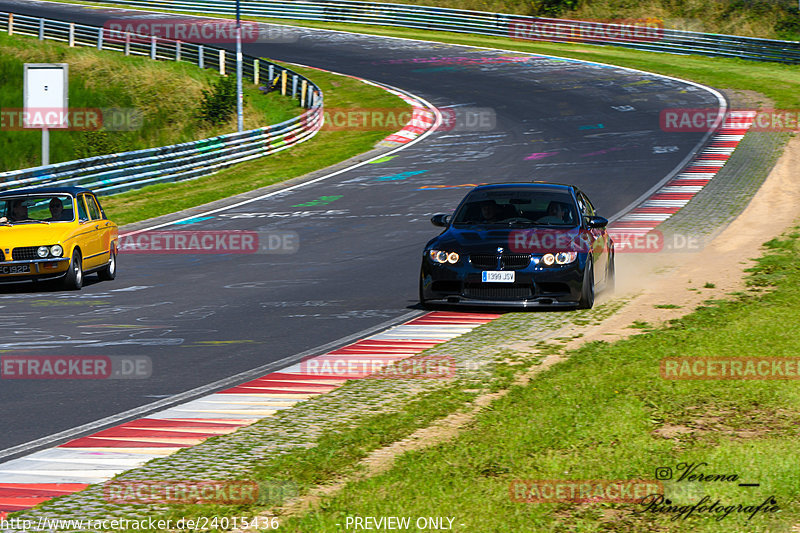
[0,194,75,223]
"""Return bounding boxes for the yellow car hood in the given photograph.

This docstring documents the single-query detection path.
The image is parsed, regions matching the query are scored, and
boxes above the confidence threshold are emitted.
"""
[0,222,79,248]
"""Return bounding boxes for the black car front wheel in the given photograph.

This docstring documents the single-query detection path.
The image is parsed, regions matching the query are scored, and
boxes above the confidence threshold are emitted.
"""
[578,258,594,309]
[419,271,429,308]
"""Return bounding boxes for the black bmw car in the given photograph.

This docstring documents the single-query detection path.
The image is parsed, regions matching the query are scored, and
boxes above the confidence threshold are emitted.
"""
[419,182,614,309]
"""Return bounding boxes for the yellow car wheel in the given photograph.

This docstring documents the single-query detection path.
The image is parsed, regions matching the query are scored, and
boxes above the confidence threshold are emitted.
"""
[98,246,116,281]
[62,250,83,290]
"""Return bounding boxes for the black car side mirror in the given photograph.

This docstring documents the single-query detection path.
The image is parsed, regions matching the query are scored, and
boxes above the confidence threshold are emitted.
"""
[431,214,451,227]
[586,216,608,228]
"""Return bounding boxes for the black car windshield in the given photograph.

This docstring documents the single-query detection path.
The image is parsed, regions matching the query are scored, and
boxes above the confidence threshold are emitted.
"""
[452,190,578,227]
[0,194,75,224]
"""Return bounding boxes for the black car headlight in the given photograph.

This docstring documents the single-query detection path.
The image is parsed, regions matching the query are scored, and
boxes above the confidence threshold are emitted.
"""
[37,246,49,258]
[541,252,577,265]
[429,250,460,264]
[50,245,63,257]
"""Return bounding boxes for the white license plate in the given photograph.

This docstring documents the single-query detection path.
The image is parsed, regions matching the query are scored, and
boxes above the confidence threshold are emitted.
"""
[0,265,31,274]
[482,271,515,283]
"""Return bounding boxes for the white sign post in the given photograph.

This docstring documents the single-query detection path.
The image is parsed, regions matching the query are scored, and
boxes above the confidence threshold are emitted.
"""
[23,63,69,166]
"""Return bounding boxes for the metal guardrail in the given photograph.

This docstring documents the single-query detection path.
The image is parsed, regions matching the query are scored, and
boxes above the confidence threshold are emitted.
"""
[0,11,323,195]
[86,0,800,64]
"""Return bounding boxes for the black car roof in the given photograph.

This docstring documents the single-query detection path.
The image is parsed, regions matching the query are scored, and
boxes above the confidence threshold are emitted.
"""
[0,186,93,198]
[470,182,576,193]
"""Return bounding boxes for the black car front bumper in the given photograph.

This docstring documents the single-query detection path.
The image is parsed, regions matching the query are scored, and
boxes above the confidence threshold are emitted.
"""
[420,254,587,308]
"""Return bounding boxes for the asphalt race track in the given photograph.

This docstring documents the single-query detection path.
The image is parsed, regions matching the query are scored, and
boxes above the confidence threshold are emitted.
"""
[0,0,721,456]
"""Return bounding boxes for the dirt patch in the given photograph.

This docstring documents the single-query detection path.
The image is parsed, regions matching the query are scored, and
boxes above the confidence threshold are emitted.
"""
[652,406,800,445]
[577,131,800,348]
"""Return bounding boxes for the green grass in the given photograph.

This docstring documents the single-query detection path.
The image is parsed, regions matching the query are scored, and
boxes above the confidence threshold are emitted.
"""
[271,227,800,532]
[100,61,408,225]
[0,32,299,171]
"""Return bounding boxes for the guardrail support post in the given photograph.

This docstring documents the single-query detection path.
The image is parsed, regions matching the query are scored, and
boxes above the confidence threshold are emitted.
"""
[125,33,130,55]
[198,45,204,68]
[268,64,274,83]
[219,49,225,75]
[150,36,156,60]
[300,79,307,107]
[68,23,74,47]
[176,40,181,61]
[253,59,259,84]
[39,18,44,40]
[292,74,298,98]
[97,28,103,50]
[281,70,287,95]
[8,14,12,36]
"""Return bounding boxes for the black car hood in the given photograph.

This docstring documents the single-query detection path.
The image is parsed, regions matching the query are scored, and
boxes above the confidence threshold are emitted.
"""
[429,225,586,254]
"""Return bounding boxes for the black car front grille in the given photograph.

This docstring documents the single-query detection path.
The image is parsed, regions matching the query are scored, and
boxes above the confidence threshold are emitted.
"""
[12,247,39,261]
[469,254,531,270]
[0,250,4,261]
[464,285,533,300]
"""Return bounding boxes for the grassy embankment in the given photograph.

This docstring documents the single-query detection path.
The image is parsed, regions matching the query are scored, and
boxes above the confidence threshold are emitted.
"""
[0,32,298,171]
[274,229,800,533]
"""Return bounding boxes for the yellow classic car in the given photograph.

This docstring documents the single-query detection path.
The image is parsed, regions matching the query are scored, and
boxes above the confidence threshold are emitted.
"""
[0,187,118,289]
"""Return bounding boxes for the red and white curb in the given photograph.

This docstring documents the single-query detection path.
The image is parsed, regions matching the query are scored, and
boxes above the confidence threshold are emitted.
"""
[0,311,500,515]
[282,63,437,148]
[377,92,436,146]
[609,110,757,238]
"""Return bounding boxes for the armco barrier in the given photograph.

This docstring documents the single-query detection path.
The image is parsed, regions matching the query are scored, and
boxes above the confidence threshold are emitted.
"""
[74,0,800,64]
[0,12,323,195]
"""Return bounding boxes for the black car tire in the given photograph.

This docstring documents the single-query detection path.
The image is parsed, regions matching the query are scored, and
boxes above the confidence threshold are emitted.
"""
[419,271,430,308]
[97,246,117,281]
[578,258,594,309]
[62,250,83,290]
[605,251,615,294]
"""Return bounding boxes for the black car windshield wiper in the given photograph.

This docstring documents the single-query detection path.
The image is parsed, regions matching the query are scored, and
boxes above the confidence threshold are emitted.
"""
[13,219,50,224]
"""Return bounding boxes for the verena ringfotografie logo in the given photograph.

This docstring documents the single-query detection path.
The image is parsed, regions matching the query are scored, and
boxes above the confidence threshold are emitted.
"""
[509,17,663,43]
[510,479,663,503]
[104,480,258,505]
[661,357,800,380]
[661,108,800,132]
[103,18,296,43]
[300,354,455,379]
[118,230,299,254]
[1,356,151,379]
